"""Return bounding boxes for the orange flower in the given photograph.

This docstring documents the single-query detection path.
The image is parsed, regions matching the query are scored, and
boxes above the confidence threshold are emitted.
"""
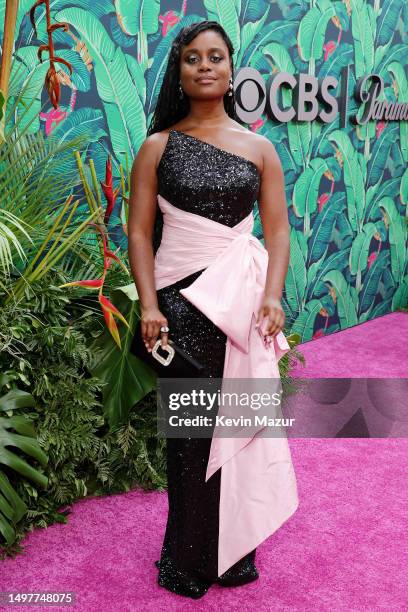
[98,293,130,349]
[58,208,130,347]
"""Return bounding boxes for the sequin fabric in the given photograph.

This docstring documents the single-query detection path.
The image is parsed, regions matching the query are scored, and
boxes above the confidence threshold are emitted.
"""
[153,130,261,598]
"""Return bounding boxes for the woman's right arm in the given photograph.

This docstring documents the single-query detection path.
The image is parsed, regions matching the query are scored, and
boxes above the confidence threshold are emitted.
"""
[127,134,169,352]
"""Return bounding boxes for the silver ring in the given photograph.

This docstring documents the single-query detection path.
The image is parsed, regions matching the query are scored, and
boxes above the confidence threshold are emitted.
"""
[160,325,169,333]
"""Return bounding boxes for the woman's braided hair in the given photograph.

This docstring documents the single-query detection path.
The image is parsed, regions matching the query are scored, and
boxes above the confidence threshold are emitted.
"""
[147,20,237,137]
[147,21,237,254]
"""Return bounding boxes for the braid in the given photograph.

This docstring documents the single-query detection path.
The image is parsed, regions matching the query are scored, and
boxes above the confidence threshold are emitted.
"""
[147,20,237,137]
[147,21,237,255]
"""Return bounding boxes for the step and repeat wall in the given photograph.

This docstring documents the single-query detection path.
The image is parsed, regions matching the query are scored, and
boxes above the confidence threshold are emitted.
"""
[2,0,407,342]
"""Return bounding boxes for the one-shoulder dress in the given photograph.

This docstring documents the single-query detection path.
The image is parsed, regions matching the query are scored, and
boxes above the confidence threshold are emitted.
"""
[153,129,262,591]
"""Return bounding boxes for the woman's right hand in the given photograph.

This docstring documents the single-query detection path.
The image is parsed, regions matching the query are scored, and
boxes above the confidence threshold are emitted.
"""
[140,306,169,352]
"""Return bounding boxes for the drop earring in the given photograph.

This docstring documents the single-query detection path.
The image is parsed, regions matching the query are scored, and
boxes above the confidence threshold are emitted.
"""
[179,80,184,99]
[228,77,233,97]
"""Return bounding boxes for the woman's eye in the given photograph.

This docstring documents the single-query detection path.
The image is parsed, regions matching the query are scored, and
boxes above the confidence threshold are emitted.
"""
[187,55,223,63]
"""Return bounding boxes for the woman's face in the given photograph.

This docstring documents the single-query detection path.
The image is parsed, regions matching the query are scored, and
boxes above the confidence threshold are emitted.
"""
[179,30,231,100]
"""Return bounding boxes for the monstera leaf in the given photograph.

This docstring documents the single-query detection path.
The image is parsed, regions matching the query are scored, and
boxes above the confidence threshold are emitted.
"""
[0,374,48,546]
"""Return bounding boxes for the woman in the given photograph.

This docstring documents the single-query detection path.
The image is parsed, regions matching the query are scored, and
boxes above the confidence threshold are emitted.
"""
[128,21,298,599]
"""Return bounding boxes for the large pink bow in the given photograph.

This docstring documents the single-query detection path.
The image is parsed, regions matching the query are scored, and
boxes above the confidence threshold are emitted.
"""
[154,194,299,576]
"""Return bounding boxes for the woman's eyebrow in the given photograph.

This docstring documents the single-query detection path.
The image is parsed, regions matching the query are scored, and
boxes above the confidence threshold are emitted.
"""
[183,47,225,54]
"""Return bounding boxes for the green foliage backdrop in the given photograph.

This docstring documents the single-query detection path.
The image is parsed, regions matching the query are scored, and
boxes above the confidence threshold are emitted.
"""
[1,0,407,342]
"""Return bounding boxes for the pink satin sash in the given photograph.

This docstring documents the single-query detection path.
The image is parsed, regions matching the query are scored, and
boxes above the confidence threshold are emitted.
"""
[154,194,299,576]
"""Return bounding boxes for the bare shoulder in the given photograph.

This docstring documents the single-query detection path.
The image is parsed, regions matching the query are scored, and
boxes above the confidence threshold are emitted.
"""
[258,135,281,172]
[238,127,277,154]
[233,125,279,174]
[248,131,282,177]
[140,130,170,153]
[134,130,171,170]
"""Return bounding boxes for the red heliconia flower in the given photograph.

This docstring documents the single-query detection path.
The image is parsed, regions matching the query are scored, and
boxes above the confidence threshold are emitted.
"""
[104,249,128,272]
[59,278,104,289]
[100,155,120,225]
[98,293,129,327]
[101,304,120,346]
[87,222,128,273]
[98,293,130,348]
[58,220,130,348]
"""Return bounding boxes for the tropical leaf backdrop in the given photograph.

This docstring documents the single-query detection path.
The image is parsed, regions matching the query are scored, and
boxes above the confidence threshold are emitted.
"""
[1,0,407,342]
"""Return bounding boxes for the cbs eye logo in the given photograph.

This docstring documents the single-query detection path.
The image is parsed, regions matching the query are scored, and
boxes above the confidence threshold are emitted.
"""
[233,66,408,127]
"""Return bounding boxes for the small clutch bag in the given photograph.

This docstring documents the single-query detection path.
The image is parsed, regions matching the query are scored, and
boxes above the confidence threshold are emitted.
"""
[130,320,205,377]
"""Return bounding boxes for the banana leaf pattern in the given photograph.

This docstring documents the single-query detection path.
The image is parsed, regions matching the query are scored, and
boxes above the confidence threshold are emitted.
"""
[1,0,407,342]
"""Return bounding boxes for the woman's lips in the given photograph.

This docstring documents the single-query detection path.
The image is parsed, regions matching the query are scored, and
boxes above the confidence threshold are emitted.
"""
[197,78,216,84]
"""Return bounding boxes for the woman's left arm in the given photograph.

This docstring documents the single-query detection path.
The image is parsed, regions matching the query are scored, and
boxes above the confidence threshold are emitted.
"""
[255,137,290,338]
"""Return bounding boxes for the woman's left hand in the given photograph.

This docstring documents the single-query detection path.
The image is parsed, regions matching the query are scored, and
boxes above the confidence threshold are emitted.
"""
[255,295,285,339]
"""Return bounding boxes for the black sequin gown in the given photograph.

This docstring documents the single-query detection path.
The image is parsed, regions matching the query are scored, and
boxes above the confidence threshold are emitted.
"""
[153,130,261,594]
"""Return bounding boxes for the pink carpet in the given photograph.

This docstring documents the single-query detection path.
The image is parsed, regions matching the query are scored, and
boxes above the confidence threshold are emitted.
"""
[1,312,407,611]
[290,311,408,378]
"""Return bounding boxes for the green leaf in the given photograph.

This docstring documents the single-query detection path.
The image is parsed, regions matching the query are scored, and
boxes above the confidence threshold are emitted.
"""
[262,42,295,73]
[349,222,378,291]
[290,299,323,342]
[366,125,398,188]
[8,47,50,134]
[322,270,358,328]
[350,0,375,76]
[400,168,408,206]
[297,0,336,62]
[391,275,408,310]
[88,288,156,429]
[377,196,407,282]
[285,228,308,313]
[55,8,146,166]
[0,470,26,544]
[115,0,161,68]
[287,121,312,171]
[292,157,330,235]
[387,62,408,163]
[204,0,241,56]
[237,9,270,66]
[0,381,48,546]
[327,130,366,232]
[375,0,404,47]
[359,250,390,316]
